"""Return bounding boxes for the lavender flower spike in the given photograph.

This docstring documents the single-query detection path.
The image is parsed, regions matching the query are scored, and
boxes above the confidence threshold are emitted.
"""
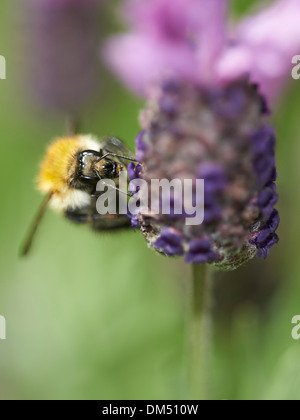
[129,80,279,270]
[107,1,281,269]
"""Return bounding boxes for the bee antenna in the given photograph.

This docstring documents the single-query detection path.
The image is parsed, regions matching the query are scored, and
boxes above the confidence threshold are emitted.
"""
[99,152,138,163]
[94,170,133,198]
[19,192,53,257]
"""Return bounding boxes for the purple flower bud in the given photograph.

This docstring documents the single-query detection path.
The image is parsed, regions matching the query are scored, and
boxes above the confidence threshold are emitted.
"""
[185,239,219,264]
[255,185,278,220]
[135,132,148,162]
[25,0,102,114]
[130,79,279,270]
[128,162,143,181]
[197,163,227,193]
[153,228,184,257]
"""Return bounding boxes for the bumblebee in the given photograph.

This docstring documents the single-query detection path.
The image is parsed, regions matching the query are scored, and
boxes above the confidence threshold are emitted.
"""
[21,135,136,256]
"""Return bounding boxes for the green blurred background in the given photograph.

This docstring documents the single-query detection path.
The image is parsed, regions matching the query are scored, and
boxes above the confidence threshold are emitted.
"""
[0,0,300,400]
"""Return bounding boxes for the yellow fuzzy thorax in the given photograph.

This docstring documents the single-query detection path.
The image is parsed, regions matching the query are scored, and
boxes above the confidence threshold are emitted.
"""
[38,137,80,193]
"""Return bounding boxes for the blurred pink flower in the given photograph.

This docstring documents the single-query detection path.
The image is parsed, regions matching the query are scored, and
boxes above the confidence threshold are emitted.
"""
[104,0,300,105]
[218,0,300,104]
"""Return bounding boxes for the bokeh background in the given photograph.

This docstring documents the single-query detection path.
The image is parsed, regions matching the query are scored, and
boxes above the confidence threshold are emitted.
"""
[0,0,300,400]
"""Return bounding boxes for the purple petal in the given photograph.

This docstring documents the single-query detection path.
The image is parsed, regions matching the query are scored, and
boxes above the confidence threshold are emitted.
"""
[217,0,300,104]
[250,126,276,156]
[267,209,280,232]
[256,185,278,220]
[154,228,184,256]
[195,0,228,83]
[125,0,198,40]
[128,162,143,181]
[104,0,228,94]
[254,155,276,187]
[130,215,139,229]
[104,34,199,96]
[198,162,227,193]
[185,239,219,264]
[135,131,148,162]
[255,232,279,259]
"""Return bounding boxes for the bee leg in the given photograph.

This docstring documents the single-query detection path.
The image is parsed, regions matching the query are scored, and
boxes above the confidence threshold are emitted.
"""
[65,209,131,230]
[90,214,131,230]
[64,210,89,224]
[90,190,106,199]
[64,209,118,224]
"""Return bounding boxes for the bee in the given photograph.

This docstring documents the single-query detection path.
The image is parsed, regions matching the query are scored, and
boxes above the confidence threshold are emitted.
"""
[21,135,137,256]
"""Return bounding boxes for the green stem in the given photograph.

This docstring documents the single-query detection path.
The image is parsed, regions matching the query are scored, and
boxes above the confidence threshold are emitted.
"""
[65,115,81,136]
[189,263,214,400]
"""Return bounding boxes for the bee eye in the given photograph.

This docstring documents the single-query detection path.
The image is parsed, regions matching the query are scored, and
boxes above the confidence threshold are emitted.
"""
[103,162,114,171]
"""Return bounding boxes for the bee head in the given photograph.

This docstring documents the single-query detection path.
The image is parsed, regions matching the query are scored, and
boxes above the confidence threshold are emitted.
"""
[76,150,122,185]
[38,136,130,197]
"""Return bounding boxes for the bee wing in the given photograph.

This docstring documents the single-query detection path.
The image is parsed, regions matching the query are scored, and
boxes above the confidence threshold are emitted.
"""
[100,136,136,167]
